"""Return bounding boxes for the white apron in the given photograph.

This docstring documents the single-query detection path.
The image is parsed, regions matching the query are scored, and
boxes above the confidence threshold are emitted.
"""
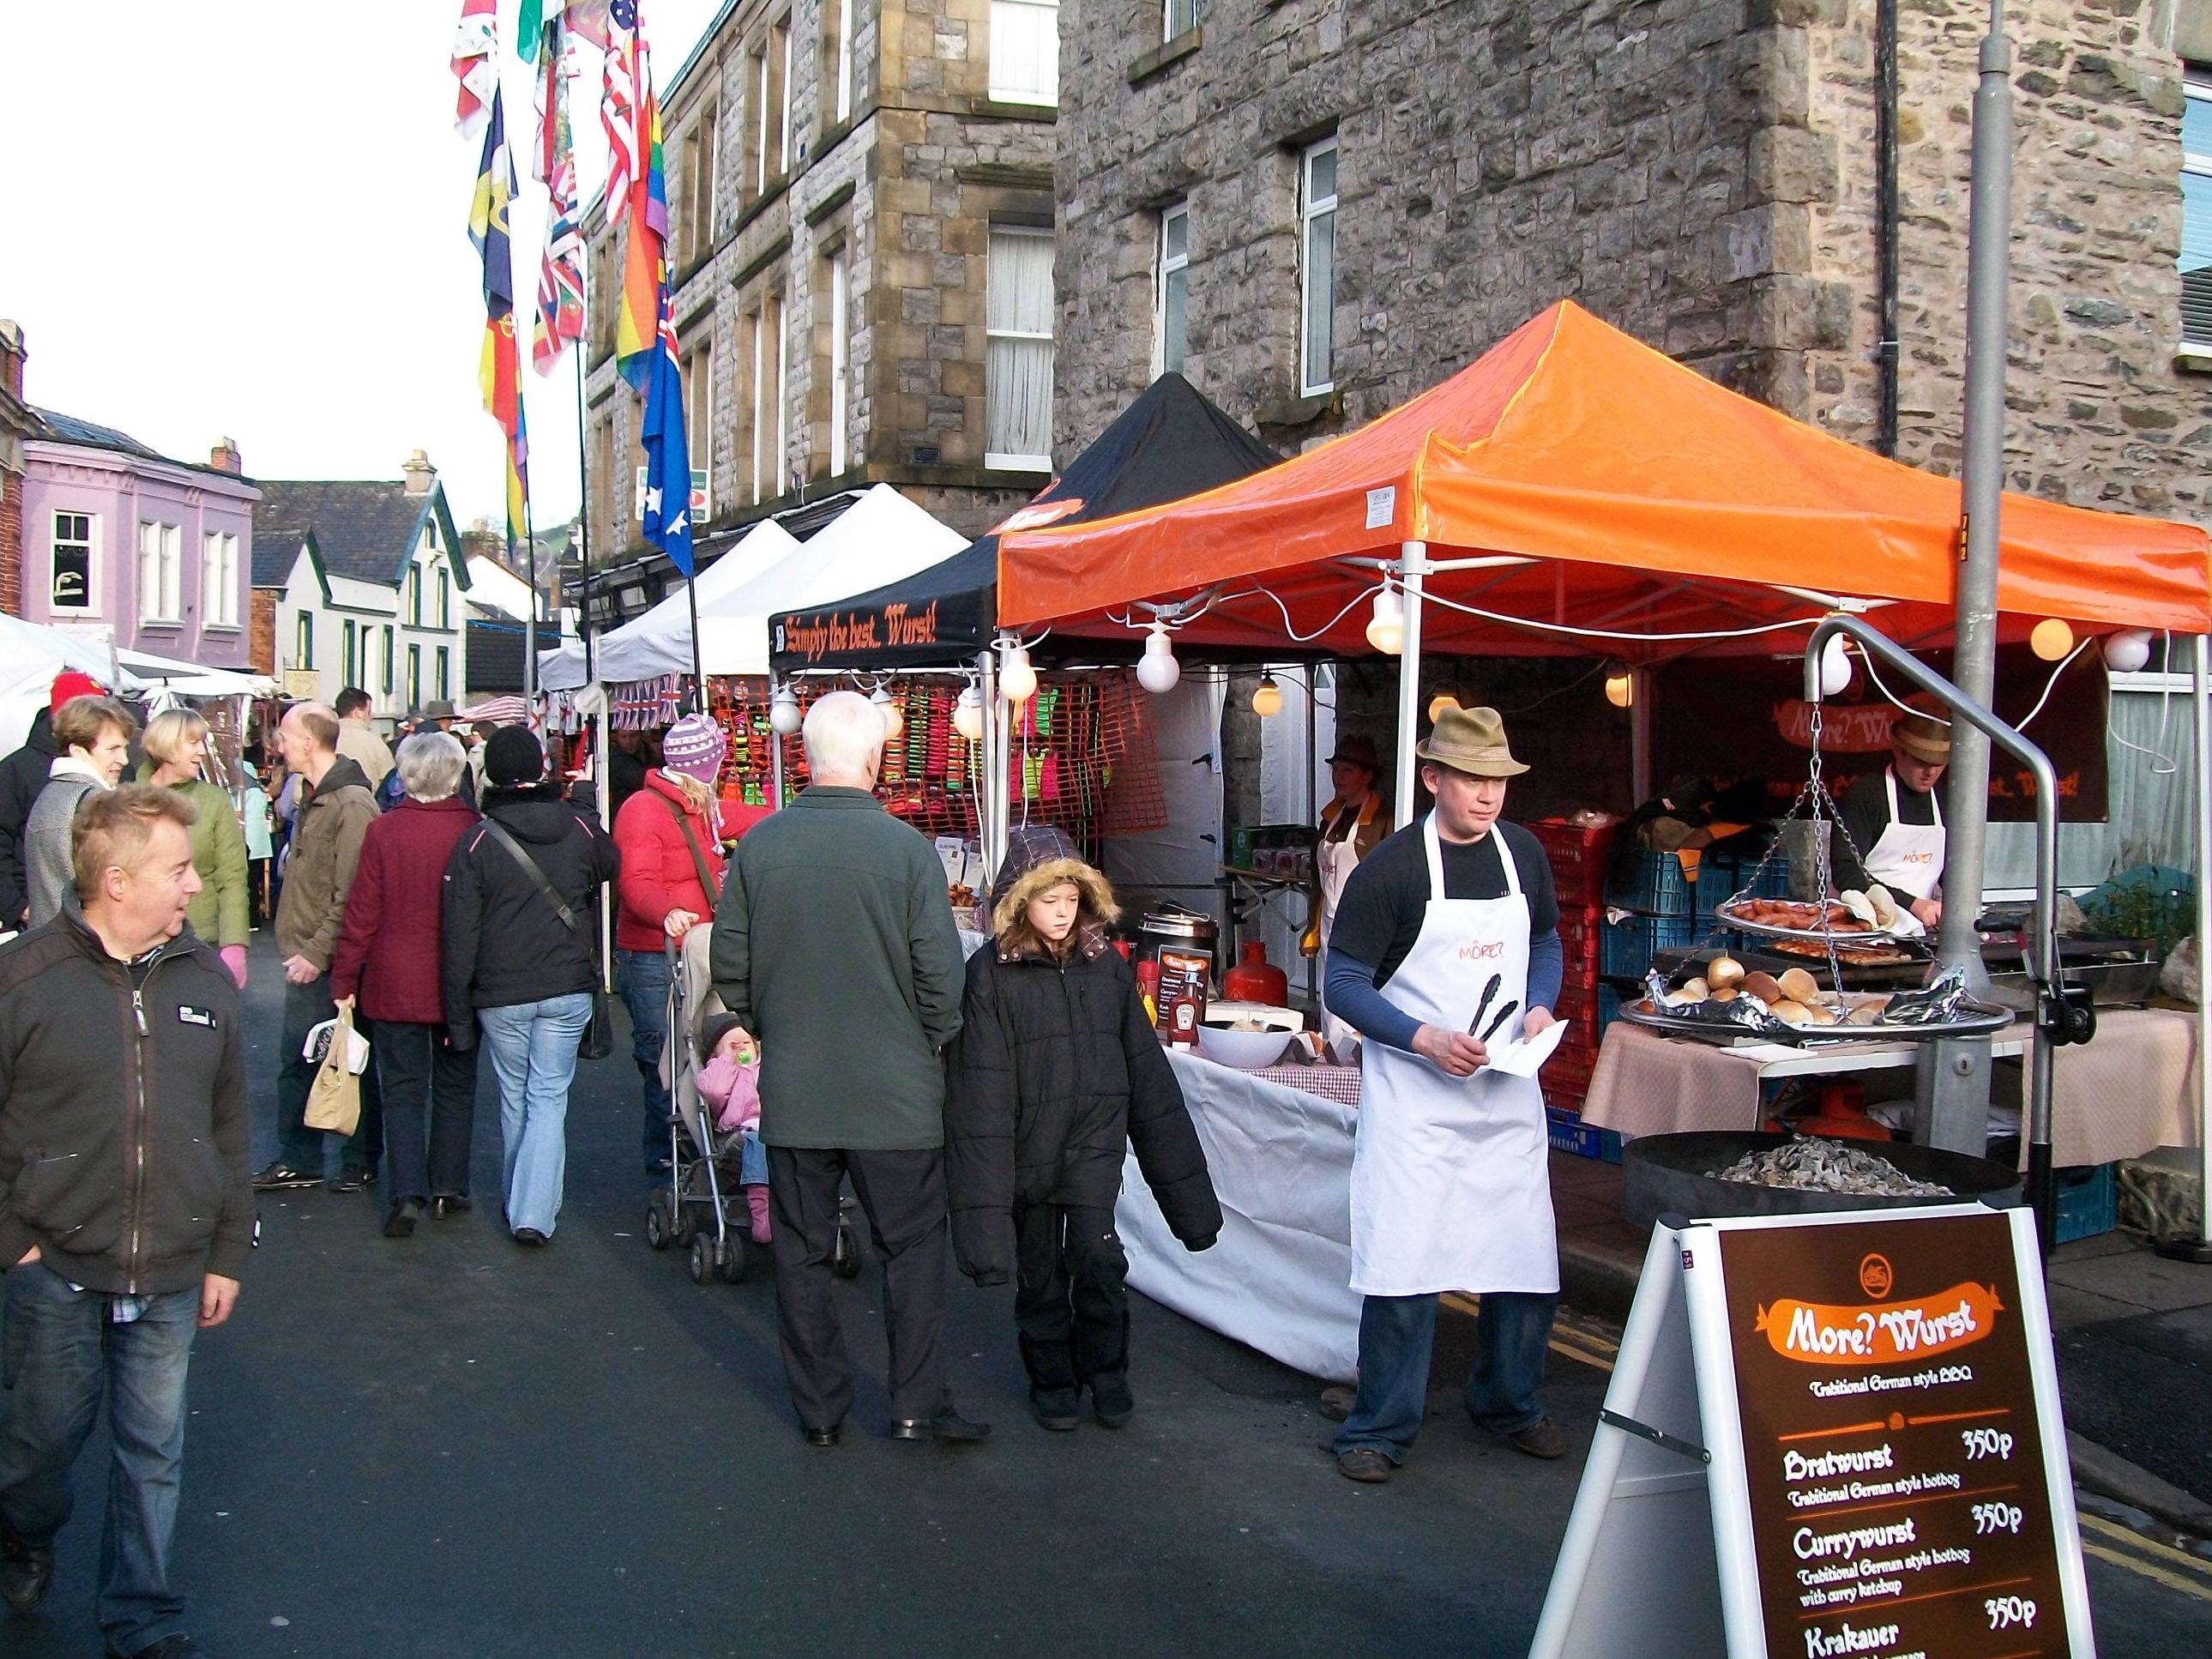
[1315,803,1368,1059]
[1347,816,1558,1298]
[1861,768,1946,902]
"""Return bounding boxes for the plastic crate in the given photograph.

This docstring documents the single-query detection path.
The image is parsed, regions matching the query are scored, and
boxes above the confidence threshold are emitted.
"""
[1555,904,1604,988]
[1552,979,1597,1035]
[1546,1105,1624,1163]
[2054,1163,2119,1245]
[1596,980,1627,1039]
[1600,912,1694,980]
[1546,1047,1599,1108]
[1608,849,1694,917]
[1695,854,1791,933]
[1530,818,1618,910]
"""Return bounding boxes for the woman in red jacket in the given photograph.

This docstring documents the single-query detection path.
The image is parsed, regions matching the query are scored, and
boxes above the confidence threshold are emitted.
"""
[331,732,482,1237]
[612,715,728,1174]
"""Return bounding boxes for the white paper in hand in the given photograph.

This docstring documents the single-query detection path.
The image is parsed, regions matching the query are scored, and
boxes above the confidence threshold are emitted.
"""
[1484,1017,1569,1079]
[303,1017,372,1076]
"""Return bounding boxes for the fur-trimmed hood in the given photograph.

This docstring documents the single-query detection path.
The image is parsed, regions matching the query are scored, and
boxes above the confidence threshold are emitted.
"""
[990,826,1119,963]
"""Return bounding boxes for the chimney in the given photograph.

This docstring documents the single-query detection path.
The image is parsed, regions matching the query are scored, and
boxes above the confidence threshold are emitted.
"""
[0,320,22,401]
[208,437,243,474]
[402,449,436,497]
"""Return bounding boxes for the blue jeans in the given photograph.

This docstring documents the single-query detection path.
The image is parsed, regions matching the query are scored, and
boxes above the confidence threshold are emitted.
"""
[0,1262,200,1653]
[1333,1290,1558,1463]
[614,948,672,1171]
[477,992,593,1237]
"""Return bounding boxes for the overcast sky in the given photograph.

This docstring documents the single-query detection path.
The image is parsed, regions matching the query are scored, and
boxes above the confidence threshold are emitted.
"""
[1,0,724,536]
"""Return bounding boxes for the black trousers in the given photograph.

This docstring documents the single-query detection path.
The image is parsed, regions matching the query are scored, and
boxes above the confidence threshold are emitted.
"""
[1014,1201,1130,1392]
[369,1019,481,1204]
[766,1145,950,1432]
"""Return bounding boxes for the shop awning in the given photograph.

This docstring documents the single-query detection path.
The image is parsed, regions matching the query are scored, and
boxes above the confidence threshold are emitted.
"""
[998,302,2212,659]
[768,373,1281,673]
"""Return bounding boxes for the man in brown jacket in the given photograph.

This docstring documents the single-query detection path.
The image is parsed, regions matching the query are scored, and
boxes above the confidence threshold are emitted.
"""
[255,703,382,1193]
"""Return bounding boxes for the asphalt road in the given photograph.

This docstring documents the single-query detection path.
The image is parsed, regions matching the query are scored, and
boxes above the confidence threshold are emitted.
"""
[8,945,2208,1657]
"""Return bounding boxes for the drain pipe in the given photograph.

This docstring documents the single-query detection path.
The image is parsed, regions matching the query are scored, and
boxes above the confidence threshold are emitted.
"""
[1876,0,1902,457]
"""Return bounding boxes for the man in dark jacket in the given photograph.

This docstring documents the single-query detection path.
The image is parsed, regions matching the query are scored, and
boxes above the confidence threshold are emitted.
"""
[946,826,1221,1430]
[0,783,253,1659]
[0,674,101,930]
[709,691,980,1449]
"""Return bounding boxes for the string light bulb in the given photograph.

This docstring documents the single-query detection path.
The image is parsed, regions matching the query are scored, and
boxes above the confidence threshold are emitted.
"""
[1427,692,1460,723]
[1817,634,1853,697]
[2030,618,2076,662]
[871,685,904,741]
[1136,624,1181,694]
[1252,673,1283,717]
[1604,667,1634,709]
[768,685,803,736]
[998,642,1038,705]
[952,685,984,743]
[2101,629,2154,674]
[1365,584,1406,655]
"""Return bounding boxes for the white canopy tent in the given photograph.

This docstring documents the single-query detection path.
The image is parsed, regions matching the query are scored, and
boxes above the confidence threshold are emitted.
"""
[116,649,275,700]
[0,614,146,749]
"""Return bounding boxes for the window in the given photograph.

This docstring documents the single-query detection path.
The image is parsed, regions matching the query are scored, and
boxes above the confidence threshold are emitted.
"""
[49,511,93,611]
[201,531,239,627]
[752,296,787,501]
[408,565,423,625]
[1299,136,1338,397]
[407,644,422,709]
[752,18,791,193]
[437,567,451,630]
[985,226,1055,470]
[990,0,1058,106]
[294,612,313,670]
[680,105,720,266]
[835,0,854,122]
[829,250,851,475]
[1165,0,1199,40]
[1156,201,1189,376]
[383,626,395,695]
[2185,81,2212,347]
[687,341,714,468]
[593,237,618,353]
[137,521,181,624]
[437,647,450,703]
[341,619,359,686]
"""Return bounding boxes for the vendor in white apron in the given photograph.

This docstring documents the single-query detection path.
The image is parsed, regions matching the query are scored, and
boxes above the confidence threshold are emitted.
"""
[1835,703,1951,929]
[1318,705,1568,1483]
[1305,733,1392,1058]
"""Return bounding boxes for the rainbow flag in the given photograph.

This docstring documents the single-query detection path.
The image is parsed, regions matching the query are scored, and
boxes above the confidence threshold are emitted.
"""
[506,395,532,548]
[614,73,667,391]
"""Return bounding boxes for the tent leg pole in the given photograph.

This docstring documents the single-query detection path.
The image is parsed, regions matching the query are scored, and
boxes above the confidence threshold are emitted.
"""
[769,679,787,810]
[1630,667,1653,804]
[2159,634,2212,1263]
[1393,542,1428,829]
[980,649,1004,880]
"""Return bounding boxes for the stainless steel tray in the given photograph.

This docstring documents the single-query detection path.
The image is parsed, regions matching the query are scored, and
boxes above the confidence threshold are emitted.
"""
[1617,997,2015,1048]
[1713,900,1918,947]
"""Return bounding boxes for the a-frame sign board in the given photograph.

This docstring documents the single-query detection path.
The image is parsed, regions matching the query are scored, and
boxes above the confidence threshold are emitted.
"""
[1531,1204,2097,1659]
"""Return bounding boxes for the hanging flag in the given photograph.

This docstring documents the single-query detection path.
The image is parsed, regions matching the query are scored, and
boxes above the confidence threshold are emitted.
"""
[518,0,545,61]
[639,299,693,576]
[533,22,587,373]
[470,90,522,434]
[507,395,533,549]
[614,72,668,389]
[600,1,641,224]
[564,0,612,51]
[449,0,499,137]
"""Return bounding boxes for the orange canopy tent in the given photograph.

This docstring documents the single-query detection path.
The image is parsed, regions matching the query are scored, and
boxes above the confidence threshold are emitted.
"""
[997,301,2211,659]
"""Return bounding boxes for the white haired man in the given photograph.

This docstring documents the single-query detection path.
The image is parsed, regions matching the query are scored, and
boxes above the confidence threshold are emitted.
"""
[709,691,981,1448]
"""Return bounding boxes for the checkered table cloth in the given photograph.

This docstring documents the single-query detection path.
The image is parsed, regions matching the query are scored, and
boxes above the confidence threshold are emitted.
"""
[1246,1062,1364,1107]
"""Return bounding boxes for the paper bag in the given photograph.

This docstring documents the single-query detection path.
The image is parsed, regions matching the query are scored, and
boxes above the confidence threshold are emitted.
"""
[304,1004,363,1135]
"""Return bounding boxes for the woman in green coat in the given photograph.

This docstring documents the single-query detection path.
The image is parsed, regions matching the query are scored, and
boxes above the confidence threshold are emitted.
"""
[142,709,251,987]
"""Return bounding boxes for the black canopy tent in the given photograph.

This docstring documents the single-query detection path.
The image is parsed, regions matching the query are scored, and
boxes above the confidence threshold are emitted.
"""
[768,373,1281,673]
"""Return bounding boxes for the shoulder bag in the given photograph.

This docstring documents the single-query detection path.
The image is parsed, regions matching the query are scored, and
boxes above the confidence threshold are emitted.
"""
[659,793,724,907]
[481,819,615,1060]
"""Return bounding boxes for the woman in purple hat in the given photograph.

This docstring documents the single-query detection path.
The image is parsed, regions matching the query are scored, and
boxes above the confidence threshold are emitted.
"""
[613,715,730,1173]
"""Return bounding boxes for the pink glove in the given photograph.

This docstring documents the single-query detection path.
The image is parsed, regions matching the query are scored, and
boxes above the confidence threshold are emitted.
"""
[220,944,249,989]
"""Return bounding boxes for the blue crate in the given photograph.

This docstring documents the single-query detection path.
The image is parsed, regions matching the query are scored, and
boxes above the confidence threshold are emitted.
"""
[1608,849,1694,917]
[2054,1164,2119,1245]
[1600,911,1693,979]
[1546,1107,1624,1164]
[1596,980,1626,1039]
[1694,853,1790,932]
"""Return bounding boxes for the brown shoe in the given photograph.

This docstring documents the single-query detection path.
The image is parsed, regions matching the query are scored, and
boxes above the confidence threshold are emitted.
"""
[1501,1417,1567,1460]
[1335,1448,1395,1483]
[1318,1385,1355,1422]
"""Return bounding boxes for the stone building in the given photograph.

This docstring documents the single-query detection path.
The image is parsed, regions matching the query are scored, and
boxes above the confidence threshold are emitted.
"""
[0,322,33,617]
[582,0,1060,576]
[1053,0,2212,523]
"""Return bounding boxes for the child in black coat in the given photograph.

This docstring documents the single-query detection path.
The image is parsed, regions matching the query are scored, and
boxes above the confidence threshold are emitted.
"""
[946,826,1222,1430]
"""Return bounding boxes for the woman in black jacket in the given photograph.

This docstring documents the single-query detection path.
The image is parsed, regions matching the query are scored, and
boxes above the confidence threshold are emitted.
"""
[442,727,618,1245]
[946,826,1221,1431]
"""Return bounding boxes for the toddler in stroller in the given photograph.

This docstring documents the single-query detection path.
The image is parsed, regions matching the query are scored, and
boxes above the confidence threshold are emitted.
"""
[696,1013,771,1243]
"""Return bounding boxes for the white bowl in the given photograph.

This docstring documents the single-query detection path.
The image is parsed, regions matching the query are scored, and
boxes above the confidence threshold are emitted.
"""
[1192,1003,1304,1070]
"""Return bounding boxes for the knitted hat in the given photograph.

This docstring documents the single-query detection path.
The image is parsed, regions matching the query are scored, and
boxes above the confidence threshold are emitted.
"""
[700,1012,749,1059]
[661,714,726,784]
[49,671,103,712]
[484,726,545,787]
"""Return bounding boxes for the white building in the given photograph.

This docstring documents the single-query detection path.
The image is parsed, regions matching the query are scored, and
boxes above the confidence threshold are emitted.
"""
[252,452,471,721]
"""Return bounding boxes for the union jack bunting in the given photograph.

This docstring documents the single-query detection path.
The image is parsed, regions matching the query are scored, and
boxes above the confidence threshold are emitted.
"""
[533,21,587,371]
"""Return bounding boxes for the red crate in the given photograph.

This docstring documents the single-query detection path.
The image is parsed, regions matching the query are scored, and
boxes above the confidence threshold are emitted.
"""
[1531,818,1619,910]
[1552,979,1596,1032]
[1546,1047,1598,1110]
[1554,903,1603,982]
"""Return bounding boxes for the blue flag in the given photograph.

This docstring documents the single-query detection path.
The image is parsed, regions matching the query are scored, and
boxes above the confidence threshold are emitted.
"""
[639,296,693,576]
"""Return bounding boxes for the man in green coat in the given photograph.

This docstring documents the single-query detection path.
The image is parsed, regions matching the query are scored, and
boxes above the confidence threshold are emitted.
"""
[140,709,250,988]
[710,691,981,1450]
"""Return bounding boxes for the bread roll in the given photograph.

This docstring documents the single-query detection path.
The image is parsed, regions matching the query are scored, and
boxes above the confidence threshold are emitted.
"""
[1740,971,1785,1005]
[1771,1000,1814,1025]
[1777,968,1821,1004]
[1706,956,1745,991]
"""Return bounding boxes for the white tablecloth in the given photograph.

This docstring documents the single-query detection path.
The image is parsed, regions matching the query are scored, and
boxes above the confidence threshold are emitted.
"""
[1117,1050,1364,1383]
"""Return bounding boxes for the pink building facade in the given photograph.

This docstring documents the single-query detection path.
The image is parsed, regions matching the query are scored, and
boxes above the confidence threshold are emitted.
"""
[19,413,257,669]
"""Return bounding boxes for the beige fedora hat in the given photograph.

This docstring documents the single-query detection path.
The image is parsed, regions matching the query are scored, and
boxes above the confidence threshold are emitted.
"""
[1891,704,1951,765]
[1415,703,1528,778]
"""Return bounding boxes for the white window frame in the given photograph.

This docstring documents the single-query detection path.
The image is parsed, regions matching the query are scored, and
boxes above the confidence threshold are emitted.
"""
[1299,136,1338,398]
[49,510,97,614]
[1155,199,1189,377]
[407,643,422,709]
[750,307,768,503]
[835,0,854,122]
[437,566,452,630]
[437,645,451,703]
[201,530,240,628]
[294,612,314,671]
[1165,0,1199,42]
[137,520,182,624]
[383,625,395,694]
[773,294,789,495]
[985,226,1056,471]
[687,341,714,468]
[778,20,793,180]
[752,47,771,195]
[989,0,1058,107]
[829,250,851,475]
[2183,80,2212,350]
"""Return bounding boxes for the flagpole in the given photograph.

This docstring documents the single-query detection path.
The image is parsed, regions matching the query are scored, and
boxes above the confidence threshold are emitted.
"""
[685,570,705,714]
[523,488,539,701]
[573,351,594,687]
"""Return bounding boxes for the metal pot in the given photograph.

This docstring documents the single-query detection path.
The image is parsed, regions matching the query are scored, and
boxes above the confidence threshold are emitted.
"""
[1135,904,1221,977]
[1621,1131,2022,1231]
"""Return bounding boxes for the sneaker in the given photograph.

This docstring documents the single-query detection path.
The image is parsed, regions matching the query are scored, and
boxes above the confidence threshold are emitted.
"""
[1030,1388,1082,1432]
[0,1532,52,1613]
[1335,1448,1395,1484]
[328,1166,374,1194]
[889,1408,991,1444]
[1499,1417,1567,1460]
[1090,1373,1135,1429]
[250,1161,319,1191]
